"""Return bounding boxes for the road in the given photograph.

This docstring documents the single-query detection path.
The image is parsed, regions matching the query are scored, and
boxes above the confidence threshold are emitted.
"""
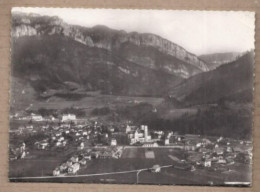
[9,164,173,181]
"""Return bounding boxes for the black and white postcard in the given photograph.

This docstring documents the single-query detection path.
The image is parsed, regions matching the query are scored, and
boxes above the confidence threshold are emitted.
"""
[9,8,254,186]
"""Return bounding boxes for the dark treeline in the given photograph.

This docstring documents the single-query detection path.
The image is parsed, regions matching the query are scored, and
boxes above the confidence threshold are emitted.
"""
[113,102,252,140]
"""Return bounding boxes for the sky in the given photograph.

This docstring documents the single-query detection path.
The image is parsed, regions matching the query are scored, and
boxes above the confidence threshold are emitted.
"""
[12,8,255,55]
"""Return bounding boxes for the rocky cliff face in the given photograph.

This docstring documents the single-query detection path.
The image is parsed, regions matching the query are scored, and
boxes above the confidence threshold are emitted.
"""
[12,12,208,78]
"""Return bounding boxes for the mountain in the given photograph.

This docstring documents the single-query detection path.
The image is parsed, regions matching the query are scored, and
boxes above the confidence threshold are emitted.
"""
[200,52,242,70]
[152,51,254,140]
[12,35,184,97]
[169,51,254,106]
[11,12,208,80]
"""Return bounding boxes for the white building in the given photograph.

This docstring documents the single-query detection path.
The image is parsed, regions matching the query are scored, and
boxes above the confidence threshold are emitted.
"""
[53,168,60,176]
[142,142,159,148]
[31,113,43,121]
[78,142,84,150]
[110,139,117,146]
[126,125,132,133]
[68,163,80,174]
[128,125,152,144]
[58,137,64,142]
[62,114,76,122]
[20,151,26,159]
[71,155,79,163]
[35,141,49,150]
[152,165,161,173]
[83,131,88,136]
[204,159,212,167]
[79,158,87,165]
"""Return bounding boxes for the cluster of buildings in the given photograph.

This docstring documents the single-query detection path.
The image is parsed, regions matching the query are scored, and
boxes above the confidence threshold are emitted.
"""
[11,112,77,122]
[53,153,88,176]
[183,136,253,171]
[9,142,27,160]
[10,112,252,176]
[97,146,124,159]
[53,146,124,176]
[126,125,160,147]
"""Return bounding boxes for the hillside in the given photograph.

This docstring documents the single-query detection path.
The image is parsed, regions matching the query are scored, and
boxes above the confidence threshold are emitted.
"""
[200,52,242,70]
[12,35,183,98]
[169,51,254,106]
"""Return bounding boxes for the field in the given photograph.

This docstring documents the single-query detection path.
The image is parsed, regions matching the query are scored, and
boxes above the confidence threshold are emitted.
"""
[121,148,183,164]
[26,94,163,110]
[9,150,69,177]
[9,147,251,185]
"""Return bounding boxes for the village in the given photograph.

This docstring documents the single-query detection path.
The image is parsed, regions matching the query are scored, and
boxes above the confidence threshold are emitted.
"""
[9,112,253,179]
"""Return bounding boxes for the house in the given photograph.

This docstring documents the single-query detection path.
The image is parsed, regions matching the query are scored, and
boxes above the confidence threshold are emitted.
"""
[91,151,100,159]
[167,132,173,138]
[42,125,49,129]
[126,125,132,133]
[110,139,117,146]
[78,137,84,141]
[226,158,235,165]
[58,137,64,142]
[62,140,67,146]
[99,151,113,159]
[128,125,151,144]
[68,163,80,174]
[79,158,87,165]
[84,153,92,160]
[109,127,115,132]
[154,130,164,135]
[204,159,212,167]
[226,146,233,153]
[71,155,79,163]
[49,115,56,121]
[31,113,43,121]
[199,147,211,153]
[217,159,227,164]
[66,160,73,167]
[56,141,62,146]
[202,138,211,146]
[59,163,68,171]
[20,151,26,159]
[83,131,88,136]
[214,147,224,155]
[35,141,49,150]
[217,137,223,143]
[78,142,84,150]
[184,144,196,151]
[196,143,202,148]
[53,168,60,176]
[164,138,170,145]
[62,114,76,122]
[151,165,161,173]
[20,142,26,151]
[26,125,33,130]
[142,142,159,148]
[56,133,62,137]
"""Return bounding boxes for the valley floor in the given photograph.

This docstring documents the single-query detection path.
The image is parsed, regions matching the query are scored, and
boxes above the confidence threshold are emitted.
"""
[9,147,251,186]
